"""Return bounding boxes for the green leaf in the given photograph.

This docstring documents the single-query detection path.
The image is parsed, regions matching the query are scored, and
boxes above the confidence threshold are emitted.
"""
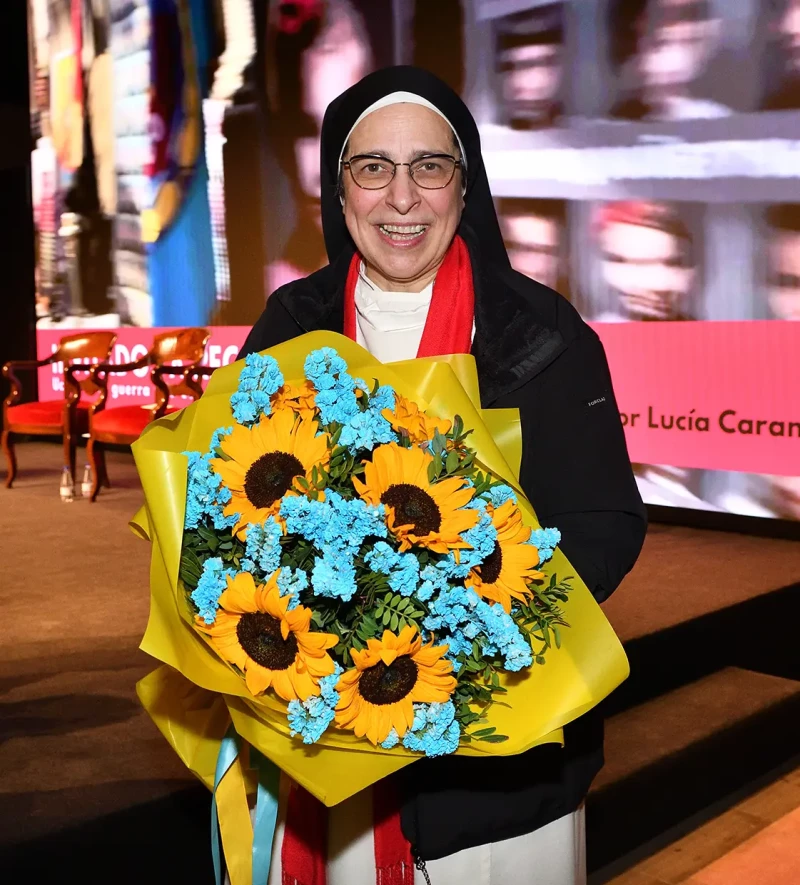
[479,734,509,743]
[471,727,496,738]
[390,612,399,632]
[382,609,392,626]
[445,449,459,474]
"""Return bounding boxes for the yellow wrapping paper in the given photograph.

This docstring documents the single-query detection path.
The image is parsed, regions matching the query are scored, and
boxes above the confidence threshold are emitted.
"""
[132,332,629,807]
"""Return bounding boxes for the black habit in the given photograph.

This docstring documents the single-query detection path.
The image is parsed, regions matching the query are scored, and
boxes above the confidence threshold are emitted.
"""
[240,66,647,861]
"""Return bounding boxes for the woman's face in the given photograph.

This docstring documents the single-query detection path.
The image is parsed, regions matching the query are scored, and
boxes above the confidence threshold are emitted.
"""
[342,103,464,292]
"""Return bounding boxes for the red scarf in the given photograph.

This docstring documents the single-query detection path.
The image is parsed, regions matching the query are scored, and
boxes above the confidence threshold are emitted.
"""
[343,233,475,358]
[281,234,475,885]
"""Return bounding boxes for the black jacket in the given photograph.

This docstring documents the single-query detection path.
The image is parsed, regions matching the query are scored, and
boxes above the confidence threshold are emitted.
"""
[240,228,647,860]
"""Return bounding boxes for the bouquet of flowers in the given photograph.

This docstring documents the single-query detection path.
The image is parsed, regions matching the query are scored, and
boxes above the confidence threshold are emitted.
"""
[179,345,570,757]
[131,332,627,810]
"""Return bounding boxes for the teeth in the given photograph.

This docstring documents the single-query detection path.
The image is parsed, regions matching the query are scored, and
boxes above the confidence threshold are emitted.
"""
[379,224,428,235]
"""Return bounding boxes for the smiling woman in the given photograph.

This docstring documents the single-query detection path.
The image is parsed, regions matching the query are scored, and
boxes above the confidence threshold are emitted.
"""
[239,66,646,885]
[340,101,465,292]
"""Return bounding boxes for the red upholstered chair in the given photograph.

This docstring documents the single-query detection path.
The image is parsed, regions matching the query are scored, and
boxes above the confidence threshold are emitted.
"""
[2,331,117,487]
[86,328,210,500]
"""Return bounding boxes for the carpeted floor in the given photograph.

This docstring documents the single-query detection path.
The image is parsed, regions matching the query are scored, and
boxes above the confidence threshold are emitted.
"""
[1,442,799,881]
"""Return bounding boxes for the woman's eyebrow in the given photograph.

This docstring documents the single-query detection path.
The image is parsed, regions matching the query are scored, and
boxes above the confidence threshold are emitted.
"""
[349,148,453,160]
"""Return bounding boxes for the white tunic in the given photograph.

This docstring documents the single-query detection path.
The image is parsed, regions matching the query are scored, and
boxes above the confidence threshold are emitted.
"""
[354,264,434,363]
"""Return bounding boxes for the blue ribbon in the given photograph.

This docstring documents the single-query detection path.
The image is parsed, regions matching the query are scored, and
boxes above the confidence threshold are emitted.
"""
[212,728,240,885]
[211,728,282,885]
[250,748,281,885]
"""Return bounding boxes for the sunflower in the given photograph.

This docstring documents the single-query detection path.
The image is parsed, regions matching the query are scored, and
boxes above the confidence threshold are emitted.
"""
[212,409,330,538]
[465,499,545,612]
[381,394,451,445]
[271,379,317,420]
[335,626,456,745]
[195,571,337,700]
[352,443,479,553]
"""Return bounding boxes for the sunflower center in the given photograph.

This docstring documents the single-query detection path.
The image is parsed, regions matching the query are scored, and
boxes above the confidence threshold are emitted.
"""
[479,541,503,584]
[244,451,304,509]
[236,612,298,671]
[381,484,442,536]
[358,656,418,705]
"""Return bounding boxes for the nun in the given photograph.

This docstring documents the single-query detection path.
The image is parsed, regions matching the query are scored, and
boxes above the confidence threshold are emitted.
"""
[240,66,646,885]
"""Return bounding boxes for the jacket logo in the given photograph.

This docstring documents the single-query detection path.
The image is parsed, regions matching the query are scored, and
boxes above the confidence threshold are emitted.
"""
[587,396,606,407]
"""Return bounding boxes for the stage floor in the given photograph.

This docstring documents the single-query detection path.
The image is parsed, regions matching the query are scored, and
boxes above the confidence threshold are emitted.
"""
[1,442,799,882]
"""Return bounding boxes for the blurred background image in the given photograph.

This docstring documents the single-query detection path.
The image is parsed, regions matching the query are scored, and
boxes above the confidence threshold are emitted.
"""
[589,200,699,322]
[497,197,570,297]
[494,3,566,130]
[25,0,800,524]
[609,0,731,121]
[263,0,389,291]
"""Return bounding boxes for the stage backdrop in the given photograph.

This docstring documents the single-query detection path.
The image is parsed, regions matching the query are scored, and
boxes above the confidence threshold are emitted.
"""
[28,0,800,521]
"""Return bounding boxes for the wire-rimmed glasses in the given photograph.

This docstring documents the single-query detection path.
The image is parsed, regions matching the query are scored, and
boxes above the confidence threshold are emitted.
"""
[342,154,461,190]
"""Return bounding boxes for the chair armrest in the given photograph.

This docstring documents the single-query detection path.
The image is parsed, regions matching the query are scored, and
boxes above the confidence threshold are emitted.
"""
[151,362,208,417]
[64,362,104,406]
[2,359,52,409]
[182,364,216,399]
[188,365,217,378]
[89,355,150,381]
[3,358,52,372]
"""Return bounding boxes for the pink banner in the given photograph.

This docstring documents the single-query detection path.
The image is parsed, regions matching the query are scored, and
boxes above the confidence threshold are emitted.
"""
[37,322,800,477]
[591,322,800,477]
[37,327,249,407]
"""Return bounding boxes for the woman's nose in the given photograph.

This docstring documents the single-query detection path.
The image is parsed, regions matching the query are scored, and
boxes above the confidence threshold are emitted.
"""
[384,166,421,214]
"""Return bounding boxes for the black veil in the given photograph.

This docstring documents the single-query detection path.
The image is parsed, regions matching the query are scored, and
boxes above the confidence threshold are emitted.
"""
[319,66,511,270]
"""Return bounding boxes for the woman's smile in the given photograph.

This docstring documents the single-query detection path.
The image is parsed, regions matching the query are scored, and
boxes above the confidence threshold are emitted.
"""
[375,222,431,246]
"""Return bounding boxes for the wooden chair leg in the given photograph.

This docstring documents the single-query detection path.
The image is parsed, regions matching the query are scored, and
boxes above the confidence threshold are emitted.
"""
[87,437,102,502]
[2,429,17,488]
[98,445,111,489]
[63,425,77,484]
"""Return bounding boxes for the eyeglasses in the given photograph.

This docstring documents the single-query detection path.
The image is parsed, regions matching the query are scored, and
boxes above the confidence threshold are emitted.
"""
[342,154,461,190]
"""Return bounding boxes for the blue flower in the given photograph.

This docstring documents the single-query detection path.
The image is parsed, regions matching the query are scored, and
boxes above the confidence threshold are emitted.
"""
[401,702,460,757]
[339,407,396,451]
[311,549,358,602]
[184,434,238,531]
[276,567,307,610]
[231,352,284,425]
[485,485,517,508]
[281,491,388,603]
[191,557,235,624]
[364,542,420,596]
[281,491,387,553]
[424,585,532,672]
[241,517,282,577]
[303,349,397,450]
[423,584,475,634]
[528,526,561,564]
[417,563,452,602]
[287,665,343,745]
[438,509,497,579]
[381,729,400,749]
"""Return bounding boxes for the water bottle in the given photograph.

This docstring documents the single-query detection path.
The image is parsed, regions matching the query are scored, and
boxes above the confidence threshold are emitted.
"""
[81,463,93,498]
[60,466,74,503]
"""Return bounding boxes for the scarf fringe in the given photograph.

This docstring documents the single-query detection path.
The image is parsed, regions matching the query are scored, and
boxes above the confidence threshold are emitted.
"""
[376,862,415,885]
